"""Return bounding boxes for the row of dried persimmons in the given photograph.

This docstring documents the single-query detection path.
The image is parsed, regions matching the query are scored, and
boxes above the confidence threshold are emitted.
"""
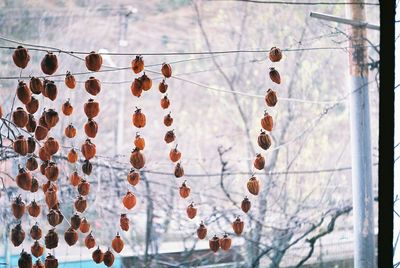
[6,44,282,267]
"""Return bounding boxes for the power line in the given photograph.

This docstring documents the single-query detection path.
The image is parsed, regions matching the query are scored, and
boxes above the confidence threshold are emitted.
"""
[208,0,379,6]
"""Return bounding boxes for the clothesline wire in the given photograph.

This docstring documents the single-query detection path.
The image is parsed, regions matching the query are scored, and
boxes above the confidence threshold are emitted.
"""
[0,35,378,56]
[207,0,380,5]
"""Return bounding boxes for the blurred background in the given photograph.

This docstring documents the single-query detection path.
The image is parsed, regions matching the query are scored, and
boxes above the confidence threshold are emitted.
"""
[0,0,381,267]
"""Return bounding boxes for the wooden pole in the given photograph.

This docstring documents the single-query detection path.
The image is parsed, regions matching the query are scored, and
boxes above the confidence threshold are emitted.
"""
[346,1,375,267]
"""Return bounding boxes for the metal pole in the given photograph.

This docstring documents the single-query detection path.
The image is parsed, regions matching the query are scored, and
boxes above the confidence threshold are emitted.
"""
[309,12,380,31]
[346,1,375,267]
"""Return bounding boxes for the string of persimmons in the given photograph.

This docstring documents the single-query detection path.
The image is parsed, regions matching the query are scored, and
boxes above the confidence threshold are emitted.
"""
[4,45,282,268]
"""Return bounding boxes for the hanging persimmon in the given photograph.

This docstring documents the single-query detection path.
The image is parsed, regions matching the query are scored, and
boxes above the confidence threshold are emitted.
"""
[65,124,77,138]
[34,259,45,268]
[44,137,59,155]
[11,223,25,247]
[47,209,60,227]
[269,67,281,84]
[45,161,59,181]
[269,47,282,62]
[164,129,175,144]
[209,235,220,253]
[78,179,90,196]
[232,216,244,235]
[120,214,129,231]
[26,96,39,114]
[18,250,32,267]
[84,118,98,138]
[27,136,35,153]
[127,169,140,186]
[258,130,272,150]
[131,55,144,74]
[164,112,173,127]
[42,180,57,193]
[67,148,79,163]
[38,147,50,161]
[247,176,260,196]
[12,195,25,219]
[219,234,232,251]
[131,78,143,97]
[84,99,100,118]
[103,249,115,267]
[30,177,39,193]
[112,233,124,253]
[69,171,81,186]
[30,223,42,240]
[45,229,59,249]
[179,181,190,198]
[75,195,87,213]
[31,240,44,258]
[241,197,251,213]
[85,51,103,71]
[35,125,48,141]
[65,71,76,89]
[71,213,81,229]
[161,63,172,78]
[54,208,64,225]
[44,109,59,128]
[92,246,104,264]
[85,232,96,249]
[12,46,30,69]
[85,77,101,96]
[80,218,90,233]
[122,191,137,210]
[13,135,28,156]
[44,80,58,101]
[41,80,49,97]
[63,228,77,243]
[130,148,145,169]
[82,160,93,175]
[140,73,152,91]
[62,99,73,116]
[197,222,207,239]
[16,167,32,191]
[45,254,58,268]
[28,200,41,217]
[174,162,184,178]
[13,107,28,127]
[26,114,37,133]
[159,79,168,93]
[41,52,58,75]
[29,77,43,95]
[26,156,38,171]
[132,107,146,128]
[81,139,96,160]
[254,154,265,170]
[186,202,197,219]
[45,186,58,208]
[169,145,181,162]
[17,81,32,104]
[265,88,278,107]
[261,111,273,132]
[40,161,48,176]
[160,95,170,109]
[134,133,145,150]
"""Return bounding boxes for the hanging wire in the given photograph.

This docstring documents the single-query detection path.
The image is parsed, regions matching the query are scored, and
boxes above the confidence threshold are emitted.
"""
[207,0,379,5]
[0,36,378,56]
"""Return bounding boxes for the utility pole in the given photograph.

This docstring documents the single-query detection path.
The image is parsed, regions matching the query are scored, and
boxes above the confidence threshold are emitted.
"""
[310,1,376,267]
[346,1,375,267]
[115,5,136,156]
